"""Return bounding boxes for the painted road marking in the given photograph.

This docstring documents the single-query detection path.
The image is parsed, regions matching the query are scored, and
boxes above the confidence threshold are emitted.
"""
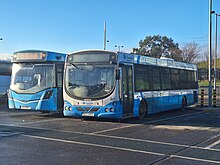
[1,109,220,153]
[0,123,189,148]
[1,123,220,153]
[0,118,64,126]
[205,139,220,149]
[0,112,38,117]
[22,134,220,164]
[92,111,205,134]
[22,134,165,156]
[171,155,220,164]
[0,123,194,148]
[0,131,23,137]
[1,123,220,164]
[17,118,64,125]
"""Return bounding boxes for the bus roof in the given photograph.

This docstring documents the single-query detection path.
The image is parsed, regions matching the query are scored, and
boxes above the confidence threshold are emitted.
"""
[14,49,65,54]
[12,50,66,62]
[67,49,115,56]
[67,49,197,71]
[118,52,197,71]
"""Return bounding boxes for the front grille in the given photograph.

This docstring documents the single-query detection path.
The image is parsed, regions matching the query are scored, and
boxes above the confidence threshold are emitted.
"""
[75,107,100,112]
[90,107,100,112]
[75,107,84,111]
[85,107,90,111]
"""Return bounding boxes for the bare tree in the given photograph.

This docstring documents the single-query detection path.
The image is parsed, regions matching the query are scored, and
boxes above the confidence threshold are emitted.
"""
[203,49,209,62]
[181,42,201,63]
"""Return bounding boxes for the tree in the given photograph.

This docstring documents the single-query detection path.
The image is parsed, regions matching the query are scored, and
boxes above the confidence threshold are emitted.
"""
[181,42,201,63]
[132,35,182,61]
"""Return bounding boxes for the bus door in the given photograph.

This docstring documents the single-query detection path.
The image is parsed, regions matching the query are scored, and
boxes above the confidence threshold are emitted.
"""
[56,64,64,111]
[122,65,134,117]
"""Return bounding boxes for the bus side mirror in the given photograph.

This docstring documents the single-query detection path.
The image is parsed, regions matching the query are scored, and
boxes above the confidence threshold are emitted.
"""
[116,69,120,80]
[34,74,41,86]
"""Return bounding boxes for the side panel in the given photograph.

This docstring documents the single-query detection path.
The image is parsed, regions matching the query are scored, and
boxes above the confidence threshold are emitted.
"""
[137,89,198,115]
[158,91,170,112]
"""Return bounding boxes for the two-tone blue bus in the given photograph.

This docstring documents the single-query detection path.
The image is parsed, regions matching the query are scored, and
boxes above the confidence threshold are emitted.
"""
[8,50,66,113]
[63,50,198,119]
[0,60,12,103]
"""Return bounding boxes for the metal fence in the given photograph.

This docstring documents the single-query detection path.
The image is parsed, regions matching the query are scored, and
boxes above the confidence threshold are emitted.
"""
[198,68,220,81]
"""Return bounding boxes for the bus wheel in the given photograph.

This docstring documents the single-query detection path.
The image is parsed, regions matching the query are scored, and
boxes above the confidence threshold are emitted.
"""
[138,101,147,120]
[181,97,187,111]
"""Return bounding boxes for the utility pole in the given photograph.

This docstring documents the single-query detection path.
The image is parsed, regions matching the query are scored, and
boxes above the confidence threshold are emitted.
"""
[104,22,106,50]
[213,12,220,90]
[208,0,213,107]
[115,45,124,52]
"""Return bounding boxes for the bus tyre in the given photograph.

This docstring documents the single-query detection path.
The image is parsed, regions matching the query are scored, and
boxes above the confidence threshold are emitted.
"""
[138,101,147,120]
[181,97,187,111]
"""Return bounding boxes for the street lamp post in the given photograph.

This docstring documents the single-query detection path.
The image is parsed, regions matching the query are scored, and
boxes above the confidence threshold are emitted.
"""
[208,0,213,107]
[213,12,220,90]
[115,45,124,52]
[103,22,110,50]
[104,22,107,50]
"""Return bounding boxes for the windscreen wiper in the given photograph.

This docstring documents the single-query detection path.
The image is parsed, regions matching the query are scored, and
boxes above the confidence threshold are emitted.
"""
[69,62,80,69]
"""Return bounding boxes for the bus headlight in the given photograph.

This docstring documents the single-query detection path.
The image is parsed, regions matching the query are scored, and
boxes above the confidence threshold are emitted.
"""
[65,106,72,111]
[65,106,69,111]
[105,108,109,112]
[110,107,114,112]
[104,107,114,112]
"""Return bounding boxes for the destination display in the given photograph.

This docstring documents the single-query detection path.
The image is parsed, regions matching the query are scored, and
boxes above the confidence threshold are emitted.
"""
[67,53,116,63]
[12,52,47,61]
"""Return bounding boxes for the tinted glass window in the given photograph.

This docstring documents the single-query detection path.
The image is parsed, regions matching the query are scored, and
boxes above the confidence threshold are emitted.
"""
[161,68,171,90]
[152,67,161,90]
[171,69,179,89]
[134,65,149,91]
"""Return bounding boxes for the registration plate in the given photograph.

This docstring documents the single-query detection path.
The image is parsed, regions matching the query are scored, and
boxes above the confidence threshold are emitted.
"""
[20,106,31,110]
[82,113,94,117]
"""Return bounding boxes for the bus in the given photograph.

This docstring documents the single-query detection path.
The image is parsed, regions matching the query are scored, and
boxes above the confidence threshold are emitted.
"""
[63,50,198,119]
[0,60,12,103]
[8,50,66,113]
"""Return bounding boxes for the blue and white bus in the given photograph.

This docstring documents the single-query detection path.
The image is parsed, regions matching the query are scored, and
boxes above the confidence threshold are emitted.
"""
[8,50,66,113]
[63,50,198,119]
[0,60,12,103]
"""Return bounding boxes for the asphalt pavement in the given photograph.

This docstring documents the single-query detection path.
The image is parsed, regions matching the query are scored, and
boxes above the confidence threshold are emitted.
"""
[1,104,220,165]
